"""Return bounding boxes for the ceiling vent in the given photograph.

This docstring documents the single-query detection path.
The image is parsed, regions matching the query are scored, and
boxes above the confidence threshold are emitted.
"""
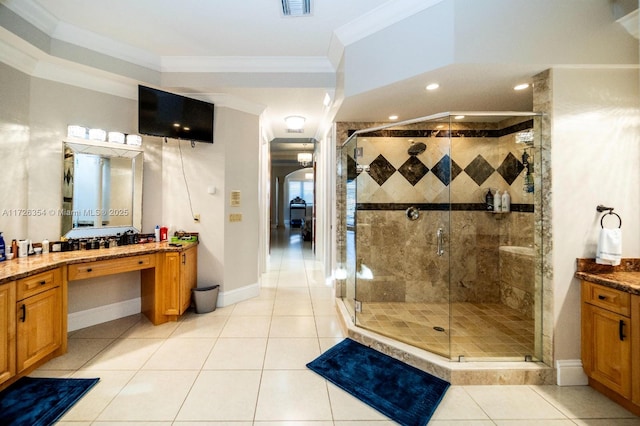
[282,0,311,16]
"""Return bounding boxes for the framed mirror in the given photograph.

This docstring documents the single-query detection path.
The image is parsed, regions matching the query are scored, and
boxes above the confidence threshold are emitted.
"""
[62,138,143,238]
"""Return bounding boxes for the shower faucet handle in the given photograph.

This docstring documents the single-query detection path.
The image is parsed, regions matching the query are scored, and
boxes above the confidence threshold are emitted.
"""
[436,228,445,256]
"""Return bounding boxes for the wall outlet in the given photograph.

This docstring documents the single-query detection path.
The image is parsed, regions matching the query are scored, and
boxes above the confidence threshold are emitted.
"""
[229,213,242,222]
[193,214,200,223]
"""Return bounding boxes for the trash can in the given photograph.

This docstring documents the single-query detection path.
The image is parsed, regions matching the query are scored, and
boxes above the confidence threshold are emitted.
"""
[192,285,219,314]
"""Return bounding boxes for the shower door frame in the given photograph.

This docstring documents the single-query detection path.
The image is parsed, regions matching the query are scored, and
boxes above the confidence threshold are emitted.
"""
[339,111,544,362]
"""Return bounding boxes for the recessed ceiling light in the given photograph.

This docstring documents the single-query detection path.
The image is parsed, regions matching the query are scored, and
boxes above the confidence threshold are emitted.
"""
[514,83,530,91]
[389,115,398,120]
[454,115,465,120]
[425,83,440,91]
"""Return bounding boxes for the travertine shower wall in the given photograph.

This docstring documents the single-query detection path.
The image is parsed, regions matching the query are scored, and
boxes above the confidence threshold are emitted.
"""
[337,119,537,315]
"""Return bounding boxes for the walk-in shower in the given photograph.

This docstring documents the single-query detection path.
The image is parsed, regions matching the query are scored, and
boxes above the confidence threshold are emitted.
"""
[336,112,544,363]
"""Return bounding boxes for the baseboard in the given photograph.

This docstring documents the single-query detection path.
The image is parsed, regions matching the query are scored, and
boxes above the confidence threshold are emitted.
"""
[67,298,141,332]
[556,359,589,386]
[217,283,259,307]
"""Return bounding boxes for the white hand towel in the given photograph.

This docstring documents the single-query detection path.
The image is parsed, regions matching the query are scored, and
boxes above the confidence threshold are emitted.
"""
[596,228,622,266]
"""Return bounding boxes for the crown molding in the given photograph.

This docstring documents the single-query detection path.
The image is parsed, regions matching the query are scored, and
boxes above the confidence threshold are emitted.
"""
[333,0,445,46]
[160,55,334,73]
[2,0,58,35]
[0,32,39,75]
[52,21,161,71]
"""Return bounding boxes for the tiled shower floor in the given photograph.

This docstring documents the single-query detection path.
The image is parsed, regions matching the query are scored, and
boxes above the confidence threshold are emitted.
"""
[356,301,536,360]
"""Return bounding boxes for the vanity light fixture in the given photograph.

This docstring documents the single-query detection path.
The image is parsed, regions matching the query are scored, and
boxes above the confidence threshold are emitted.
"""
[425,83,440,91]
[108,132,125,144]
[388,115,399,120]
[67,125,88,139]
[514,83,530,91]
[88,128,107,141]
[126,134,142,146]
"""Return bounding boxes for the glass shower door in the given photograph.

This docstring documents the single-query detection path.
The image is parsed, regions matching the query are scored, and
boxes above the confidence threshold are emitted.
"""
[351,122,452,359]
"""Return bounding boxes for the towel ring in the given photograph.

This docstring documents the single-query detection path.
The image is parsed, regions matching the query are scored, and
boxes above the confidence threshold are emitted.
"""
[600,211,622,229]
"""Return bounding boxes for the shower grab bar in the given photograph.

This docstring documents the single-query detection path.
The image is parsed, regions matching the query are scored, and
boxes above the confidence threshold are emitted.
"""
[436,228,444,256]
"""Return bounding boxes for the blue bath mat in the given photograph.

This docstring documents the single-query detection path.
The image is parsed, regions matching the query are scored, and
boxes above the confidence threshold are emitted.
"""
[0,376,99,425]
[307,338,449,426]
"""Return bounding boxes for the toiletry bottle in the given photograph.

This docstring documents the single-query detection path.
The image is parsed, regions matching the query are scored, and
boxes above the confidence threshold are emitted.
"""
[501,191,510,212]
[155,225,160,242]
[493,190,501,212]
[11,240,18,259]
[42,239,49,254]
[0,232,5,261]
[485,189,494,211]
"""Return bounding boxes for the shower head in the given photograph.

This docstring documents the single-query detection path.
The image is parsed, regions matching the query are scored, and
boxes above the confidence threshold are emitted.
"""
[408,141,426,156]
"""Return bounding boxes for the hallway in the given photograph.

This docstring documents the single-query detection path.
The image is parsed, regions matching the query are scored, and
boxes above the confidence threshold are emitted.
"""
[30,227,640,424]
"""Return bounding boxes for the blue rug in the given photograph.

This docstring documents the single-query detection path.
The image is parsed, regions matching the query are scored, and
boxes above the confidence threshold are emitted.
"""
[0,377,99,425]
[307,338,449,426]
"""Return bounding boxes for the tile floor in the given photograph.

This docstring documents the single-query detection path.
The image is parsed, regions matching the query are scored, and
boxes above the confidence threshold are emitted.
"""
[32,228,640,425]
[357,301,534,360]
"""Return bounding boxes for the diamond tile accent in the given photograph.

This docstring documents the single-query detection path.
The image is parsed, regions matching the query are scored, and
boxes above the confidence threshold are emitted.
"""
[464,154,495,186]
[497,152,525,185]
[398,156,429,186]
[431,155,462,186]
[368,154,397,186]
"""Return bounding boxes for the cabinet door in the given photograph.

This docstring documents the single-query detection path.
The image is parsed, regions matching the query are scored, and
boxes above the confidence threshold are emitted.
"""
[162,252,181,316]
[582,303,631,398]
[179,246,198,314]
[16,287,62,373]
[632,295,640,406]
[0,282,16,386]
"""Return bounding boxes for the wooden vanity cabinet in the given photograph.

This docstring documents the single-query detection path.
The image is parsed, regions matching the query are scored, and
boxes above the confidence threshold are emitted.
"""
[581,280,640,413]
[162,245,198,316]
[15,268,63,373]
[0,281,15,386]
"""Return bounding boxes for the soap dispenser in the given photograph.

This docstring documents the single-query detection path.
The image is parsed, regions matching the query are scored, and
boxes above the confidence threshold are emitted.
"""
[501,191,511,212]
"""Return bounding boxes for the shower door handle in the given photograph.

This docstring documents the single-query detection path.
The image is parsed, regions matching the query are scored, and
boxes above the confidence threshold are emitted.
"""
[436,228,444,256]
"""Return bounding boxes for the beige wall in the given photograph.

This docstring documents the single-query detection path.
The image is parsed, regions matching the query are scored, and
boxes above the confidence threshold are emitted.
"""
[551,67,640,362]
[0,64,261,319]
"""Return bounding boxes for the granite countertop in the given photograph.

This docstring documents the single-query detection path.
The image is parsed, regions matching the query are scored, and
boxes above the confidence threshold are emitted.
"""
[575,258,640,295]
[0,241,197,284]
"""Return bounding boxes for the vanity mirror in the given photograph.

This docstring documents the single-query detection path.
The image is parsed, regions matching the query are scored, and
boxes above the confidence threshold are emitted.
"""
[61,138,143,238]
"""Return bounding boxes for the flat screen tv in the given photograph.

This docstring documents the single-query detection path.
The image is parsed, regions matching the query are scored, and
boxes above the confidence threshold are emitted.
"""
[138,85,214,143]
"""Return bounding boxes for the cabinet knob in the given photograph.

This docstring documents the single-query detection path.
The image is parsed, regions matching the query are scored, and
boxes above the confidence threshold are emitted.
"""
[138,260,143,265]
[39,280,46,286]
[598,295,606,300]
[86,268,92,272]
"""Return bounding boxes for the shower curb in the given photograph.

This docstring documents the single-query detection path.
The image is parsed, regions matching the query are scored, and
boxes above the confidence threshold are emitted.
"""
[335,300,556,386]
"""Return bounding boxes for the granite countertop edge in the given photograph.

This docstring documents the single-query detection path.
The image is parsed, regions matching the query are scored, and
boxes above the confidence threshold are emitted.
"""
[576,258,640,295]
[0,241,197,284]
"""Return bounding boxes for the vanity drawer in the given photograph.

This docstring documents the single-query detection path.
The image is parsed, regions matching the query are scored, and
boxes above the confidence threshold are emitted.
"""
[68,254,155,280]
[582,281,630,316]
[16,268,61,301]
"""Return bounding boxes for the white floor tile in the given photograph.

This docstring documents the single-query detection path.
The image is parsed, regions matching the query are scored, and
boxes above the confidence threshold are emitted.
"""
[464,385,567,420]
[81,338,164,370]
[219,315,272,337]
[269,316,318,338]
[263,338,321,369]
[203,338,267,370]
[176,370,261,421]
[254,370,333,421]
[97,370,198,421]
[142,337,215,370]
